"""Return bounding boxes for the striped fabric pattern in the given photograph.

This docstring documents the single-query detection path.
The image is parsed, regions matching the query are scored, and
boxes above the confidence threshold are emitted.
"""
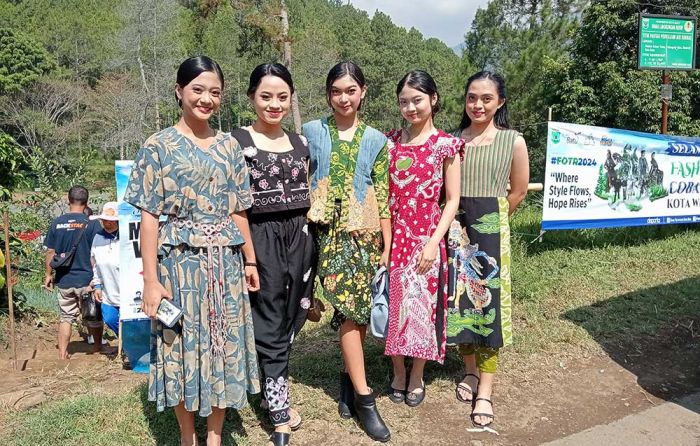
[460,129,519,197]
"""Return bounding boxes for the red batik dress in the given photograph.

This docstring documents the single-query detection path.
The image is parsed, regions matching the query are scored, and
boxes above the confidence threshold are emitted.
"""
[384,129,464,362]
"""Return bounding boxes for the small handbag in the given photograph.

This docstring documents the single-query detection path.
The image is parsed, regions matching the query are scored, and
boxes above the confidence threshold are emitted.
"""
[49,223,87,269]
[370,266,389,339]
[306,295,326,323]
[80,290,102,322]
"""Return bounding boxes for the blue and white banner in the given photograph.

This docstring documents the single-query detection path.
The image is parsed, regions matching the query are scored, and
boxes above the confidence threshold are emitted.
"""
[115,161,150,374]
[542,122,700,230]
[115,161,149,321]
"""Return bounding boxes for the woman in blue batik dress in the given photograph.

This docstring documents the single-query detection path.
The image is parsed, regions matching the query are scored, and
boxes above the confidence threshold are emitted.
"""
[125,56,260,446]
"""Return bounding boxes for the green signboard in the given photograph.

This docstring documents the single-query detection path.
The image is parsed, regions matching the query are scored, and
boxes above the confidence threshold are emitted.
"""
[639,14,696,70]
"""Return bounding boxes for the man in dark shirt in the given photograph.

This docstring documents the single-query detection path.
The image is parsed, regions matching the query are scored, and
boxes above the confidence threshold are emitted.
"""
[44,186,102,359]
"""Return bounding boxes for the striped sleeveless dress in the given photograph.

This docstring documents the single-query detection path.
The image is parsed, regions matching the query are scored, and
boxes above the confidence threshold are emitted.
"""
[446,129,518,348]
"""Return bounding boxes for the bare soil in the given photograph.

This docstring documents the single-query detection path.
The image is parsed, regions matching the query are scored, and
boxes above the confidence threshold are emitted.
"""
[0,318,698,445]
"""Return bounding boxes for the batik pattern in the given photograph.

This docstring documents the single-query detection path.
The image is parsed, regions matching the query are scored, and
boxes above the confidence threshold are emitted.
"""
[446,197,512,348]
[125,127,260,416]
[383,130,464,362]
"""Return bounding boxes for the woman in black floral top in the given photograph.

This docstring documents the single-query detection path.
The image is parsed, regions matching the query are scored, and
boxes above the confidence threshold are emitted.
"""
[231,63,314,446]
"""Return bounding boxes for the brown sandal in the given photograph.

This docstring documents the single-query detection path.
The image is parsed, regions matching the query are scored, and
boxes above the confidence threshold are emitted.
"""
[289,408,302,431]
[456,373,479,403]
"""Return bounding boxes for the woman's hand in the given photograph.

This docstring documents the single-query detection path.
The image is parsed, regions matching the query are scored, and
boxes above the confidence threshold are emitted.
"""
[94,289,103,303]
[142,280,171,318]
[417,240,439,275]
[379,249,390,268]
[245,265,260,292]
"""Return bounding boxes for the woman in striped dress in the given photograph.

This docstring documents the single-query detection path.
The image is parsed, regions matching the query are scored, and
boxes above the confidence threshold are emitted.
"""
[447,71,529,428]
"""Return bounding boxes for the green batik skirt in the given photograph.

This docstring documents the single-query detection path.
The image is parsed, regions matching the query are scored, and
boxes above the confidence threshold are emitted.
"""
[446,197,512,348]
[149,244,260,416]
[313,203,382,329]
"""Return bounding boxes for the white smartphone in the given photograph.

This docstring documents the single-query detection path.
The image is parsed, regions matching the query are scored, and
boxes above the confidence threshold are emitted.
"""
[156,298,184,328]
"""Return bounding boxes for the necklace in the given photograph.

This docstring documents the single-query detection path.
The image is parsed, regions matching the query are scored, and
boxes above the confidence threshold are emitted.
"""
[464,127,494,147]
[403,127,436,145]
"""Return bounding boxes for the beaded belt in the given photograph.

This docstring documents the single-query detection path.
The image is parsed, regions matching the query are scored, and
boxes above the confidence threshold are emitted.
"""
[168,216,231,358]
[168,216,232,238]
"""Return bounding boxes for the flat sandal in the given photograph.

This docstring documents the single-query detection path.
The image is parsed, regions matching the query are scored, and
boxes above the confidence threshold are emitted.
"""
[456,373,479,404]
[471,397,494,428]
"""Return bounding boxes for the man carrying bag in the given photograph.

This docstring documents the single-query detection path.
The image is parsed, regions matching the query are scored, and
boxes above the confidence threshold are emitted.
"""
[44,186,102,359]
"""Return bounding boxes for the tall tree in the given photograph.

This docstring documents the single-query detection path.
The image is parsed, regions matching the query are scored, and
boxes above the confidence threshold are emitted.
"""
[201,1,252,130]
[463,0,584,181]
[88,72,149,159]
[543,0,700,137]
[0,0,120,85]
[280,0,302,132]
[0,28,56,94]
[118,0,194,131]
[0,76,85,155]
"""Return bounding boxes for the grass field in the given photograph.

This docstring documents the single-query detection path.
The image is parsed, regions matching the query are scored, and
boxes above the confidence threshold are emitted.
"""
[2,204,698,445]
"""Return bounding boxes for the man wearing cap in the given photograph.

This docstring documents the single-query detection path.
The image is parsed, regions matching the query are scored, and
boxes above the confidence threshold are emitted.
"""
[90,202,121,338]
[44,186,102,359]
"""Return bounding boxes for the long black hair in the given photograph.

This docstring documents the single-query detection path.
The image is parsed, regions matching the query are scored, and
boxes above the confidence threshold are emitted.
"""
[325,61,366,109]
[458,71,510,131]
[247,62,294,96]
[396,69,441,116]
[175,56,225,107]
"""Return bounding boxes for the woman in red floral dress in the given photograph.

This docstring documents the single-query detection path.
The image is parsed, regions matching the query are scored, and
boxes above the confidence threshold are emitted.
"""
[384,70,463,407]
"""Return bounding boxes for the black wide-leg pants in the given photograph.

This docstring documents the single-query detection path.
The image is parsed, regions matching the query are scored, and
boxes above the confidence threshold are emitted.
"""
[249,210,315,425]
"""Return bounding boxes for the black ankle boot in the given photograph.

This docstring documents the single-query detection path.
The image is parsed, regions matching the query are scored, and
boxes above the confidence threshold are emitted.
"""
[354,392,391,442]
[338,372,355,419]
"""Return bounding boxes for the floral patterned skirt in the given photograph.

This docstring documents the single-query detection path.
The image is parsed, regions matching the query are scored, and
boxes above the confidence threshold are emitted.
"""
[313,204,382,329]
[149,244,260,416]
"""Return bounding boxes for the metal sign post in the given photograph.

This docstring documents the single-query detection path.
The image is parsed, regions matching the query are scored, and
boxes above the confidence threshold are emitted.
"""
[661,71,672,134]
[638,14,697,134]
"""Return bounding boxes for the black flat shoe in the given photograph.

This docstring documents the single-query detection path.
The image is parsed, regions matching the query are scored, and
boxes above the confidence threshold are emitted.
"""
[387,375,407,404]
[268,431,290,446]
[387,385,406,403]
[338,372,355,419]
[405,383,426,407]
[354,392,391,442]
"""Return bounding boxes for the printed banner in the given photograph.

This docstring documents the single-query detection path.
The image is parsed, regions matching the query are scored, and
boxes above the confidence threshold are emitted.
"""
[542,122,700,230]
[116,161,149,321]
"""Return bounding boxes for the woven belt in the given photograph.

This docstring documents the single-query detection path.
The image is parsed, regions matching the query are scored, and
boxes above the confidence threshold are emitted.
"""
[168,216,230,358]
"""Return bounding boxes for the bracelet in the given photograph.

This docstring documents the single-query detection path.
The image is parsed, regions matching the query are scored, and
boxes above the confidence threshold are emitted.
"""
[244,262,257,267]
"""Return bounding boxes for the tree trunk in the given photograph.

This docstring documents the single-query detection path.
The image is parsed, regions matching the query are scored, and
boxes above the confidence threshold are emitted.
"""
[280,0,301,133]
[152,2,161,130]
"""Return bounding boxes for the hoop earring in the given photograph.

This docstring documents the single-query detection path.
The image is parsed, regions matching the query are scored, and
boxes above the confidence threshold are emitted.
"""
[177,98,182,107]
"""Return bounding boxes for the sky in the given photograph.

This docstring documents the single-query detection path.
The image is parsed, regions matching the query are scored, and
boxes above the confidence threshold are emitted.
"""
[348,0,491,48]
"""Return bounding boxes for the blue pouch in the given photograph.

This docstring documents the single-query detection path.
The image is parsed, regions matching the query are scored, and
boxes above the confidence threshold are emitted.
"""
[370,266,389,340]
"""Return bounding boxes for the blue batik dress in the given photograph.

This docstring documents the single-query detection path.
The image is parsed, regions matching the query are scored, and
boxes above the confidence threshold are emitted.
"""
[125,127,260,416]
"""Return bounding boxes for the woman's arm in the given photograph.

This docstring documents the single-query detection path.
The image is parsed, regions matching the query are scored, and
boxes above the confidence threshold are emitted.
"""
[379,218,392,267]
[417,155,460,274]
[232,210,260,292]
[371,142,392,266]
[90,242,103,302]
[140,210,170,318]
[507,135,529,215]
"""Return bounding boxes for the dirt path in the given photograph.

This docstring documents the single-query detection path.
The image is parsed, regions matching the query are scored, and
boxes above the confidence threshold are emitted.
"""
[1,320,698,445]
[0,321,144,413]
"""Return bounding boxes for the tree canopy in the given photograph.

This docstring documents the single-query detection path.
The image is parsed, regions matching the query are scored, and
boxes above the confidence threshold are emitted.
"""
[0,0,698,186]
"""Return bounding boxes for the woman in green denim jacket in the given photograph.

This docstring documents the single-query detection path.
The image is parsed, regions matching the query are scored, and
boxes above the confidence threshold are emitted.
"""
[303,62,392,443]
